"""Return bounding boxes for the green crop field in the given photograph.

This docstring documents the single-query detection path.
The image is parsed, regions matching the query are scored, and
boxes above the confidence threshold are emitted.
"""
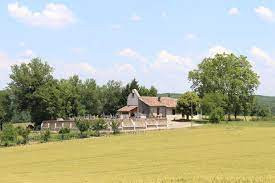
[1,122,275,183]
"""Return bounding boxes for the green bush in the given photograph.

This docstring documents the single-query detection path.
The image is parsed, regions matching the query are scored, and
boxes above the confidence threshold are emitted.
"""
[110,120,120,134]
[91,118,107,136]
[0,123,18,146]
[40,129,51,142]
[76,119,90,137]
[79,131,89,138]
[16,126,30,144]
[16,136,25,145]
[58,128,71,140]
[209,107,224,123]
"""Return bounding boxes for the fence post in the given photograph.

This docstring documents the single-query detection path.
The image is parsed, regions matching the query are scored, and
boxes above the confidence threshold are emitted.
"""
[133,120,136,131]
[156,120,159,129]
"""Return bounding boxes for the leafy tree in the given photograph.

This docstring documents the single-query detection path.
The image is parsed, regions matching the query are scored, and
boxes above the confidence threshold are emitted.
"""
[91,118,107,136]
[139,86,158,96]
[110,120,120,134]
[80,79,101,115]
[0,90,13,130]
[58,76,86,118]
[201,93,226,115]
[9,58,57,127]
[100,80,124,115]
[176,92,200,120]
[0,105,6,131]
[0,123,17,146]
[16,126,30,144]
[189,53,260,120]
[258,105,272,118]
[40,129,51,142]
[209,107,224,123]
[76,119,90,137]
[58,128,70,140]
[251,102,272,118]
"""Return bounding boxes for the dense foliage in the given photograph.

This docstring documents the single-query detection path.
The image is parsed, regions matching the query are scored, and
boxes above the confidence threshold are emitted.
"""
[189,53,260,120]
[0,58,157,127]
[176,92,200,120]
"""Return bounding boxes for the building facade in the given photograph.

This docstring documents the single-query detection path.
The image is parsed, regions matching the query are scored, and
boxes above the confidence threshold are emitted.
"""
[118,89,181,120]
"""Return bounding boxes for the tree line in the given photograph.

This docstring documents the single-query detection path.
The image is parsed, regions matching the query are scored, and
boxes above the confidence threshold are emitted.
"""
[0,58,157,128]
[0,53,270,128]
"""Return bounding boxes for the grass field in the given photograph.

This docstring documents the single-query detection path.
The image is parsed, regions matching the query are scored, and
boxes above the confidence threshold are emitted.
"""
[1,122,275,183]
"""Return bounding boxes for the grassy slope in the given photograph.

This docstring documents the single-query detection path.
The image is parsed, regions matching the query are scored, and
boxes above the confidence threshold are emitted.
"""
[1,122,275,183]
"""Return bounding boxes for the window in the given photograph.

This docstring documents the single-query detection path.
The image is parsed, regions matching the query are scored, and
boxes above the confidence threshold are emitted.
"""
[172,109,176,115]
[132,93,134,98]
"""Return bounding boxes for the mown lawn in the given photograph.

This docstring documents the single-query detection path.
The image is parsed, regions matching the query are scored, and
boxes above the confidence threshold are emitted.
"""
[1,121,275,183]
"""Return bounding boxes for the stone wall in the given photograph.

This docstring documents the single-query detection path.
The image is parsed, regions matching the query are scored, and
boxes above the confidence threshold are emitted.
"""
[41,120,76,131]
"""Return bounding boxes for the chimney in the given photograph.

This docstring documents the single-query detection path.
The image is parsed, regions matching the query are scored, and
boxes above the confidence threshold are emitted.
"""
[158,96,161,101]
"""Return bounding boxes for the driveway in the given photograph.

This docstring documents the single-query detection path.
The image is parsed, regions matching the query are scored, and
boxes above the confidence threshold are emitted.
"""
[168,121,203,129]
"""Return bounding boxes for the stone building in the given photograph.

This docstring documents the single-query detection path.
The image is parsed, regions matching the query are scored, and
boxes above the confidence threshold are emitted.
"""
[117,89,181,120]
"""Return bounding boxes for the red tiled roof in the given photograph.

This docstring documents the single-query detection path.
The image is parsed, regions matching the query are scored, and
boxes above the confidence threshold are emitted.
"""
[117,106,138,112]
[140,97,177,108]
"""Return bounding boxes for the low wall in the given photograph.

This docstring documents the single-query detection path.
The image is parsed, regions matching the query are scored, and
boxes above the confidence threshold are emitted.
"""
[42,118,168,132]
[41,120,76,131]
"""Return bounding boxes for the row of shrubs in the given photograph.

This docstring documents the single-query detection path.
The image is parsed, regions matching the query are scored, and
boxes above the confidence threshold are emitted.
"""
[0,118,121,147]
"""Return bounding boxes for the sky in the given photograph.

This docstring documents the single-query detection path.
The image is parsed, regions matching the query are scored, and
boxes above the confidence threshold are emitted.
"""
[0,0,275,95]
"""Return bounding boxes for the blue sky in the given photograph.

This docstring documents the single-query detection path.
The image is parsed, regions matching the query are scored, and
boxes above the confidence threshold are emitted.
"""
[0,0,275,95]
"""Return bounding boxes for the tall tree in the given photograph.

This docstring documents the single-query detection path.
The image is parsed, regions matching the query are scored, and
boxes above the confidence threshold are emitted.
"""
[176,92,200,120]
[100,80,124,115]
[80,79,101,115]
[58,75,86,118]
[9,58,56,127]
[188,53,260,120]
[0,90,13,130]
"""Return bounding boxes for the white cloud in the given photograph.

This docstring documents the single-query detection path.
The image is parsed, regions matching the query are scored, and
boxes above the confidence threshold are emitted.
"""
[228,8,239,16]
[77,63,96,74]
[250,46,275,67]
[116,63,136,73]
[118,48,147,63]
[185,33,198,40]
[131,14,142,22]
[8,2,76,28]
[152,50,193,71]
[208,45,232,57]
[254,6,274,22]
[60,62,96,79]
